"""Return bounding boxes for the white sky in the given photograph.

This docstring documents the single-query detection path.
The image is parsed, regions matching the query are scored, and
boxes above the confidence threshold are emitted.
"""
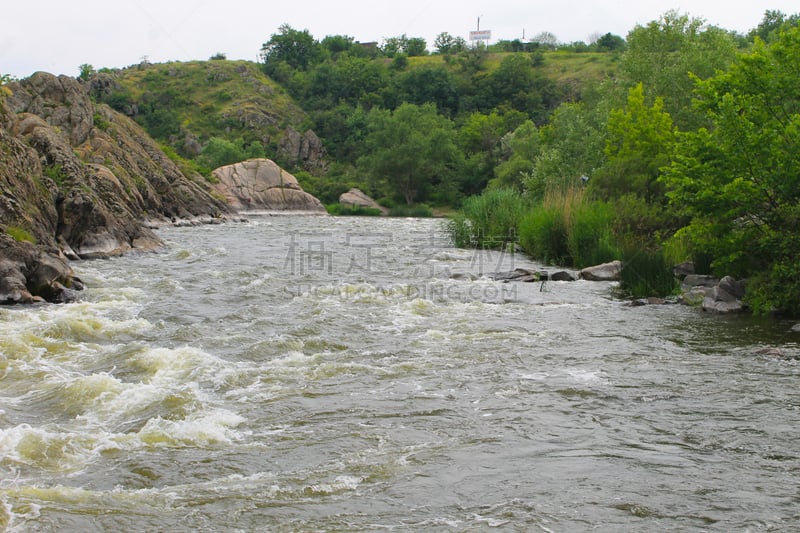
[1,1,796,79]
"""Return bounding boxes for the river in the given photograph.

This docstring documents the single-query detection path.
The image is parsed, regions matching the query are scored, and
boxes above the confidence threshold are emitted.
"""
[1,215,798,532]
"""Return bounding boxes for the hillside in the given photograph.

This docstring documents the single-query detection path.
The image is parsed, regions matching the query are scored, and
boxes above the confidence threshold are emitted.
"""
[91,60,325,171]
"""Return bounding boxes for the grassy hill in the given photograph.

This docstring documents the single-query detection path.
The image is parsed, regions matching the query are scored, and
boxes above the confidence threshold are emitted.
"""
[94,59,310,167]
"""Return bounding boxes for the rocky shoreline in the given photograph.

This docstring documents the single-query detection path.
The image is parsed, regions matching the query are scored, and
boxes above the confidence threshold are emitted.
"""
[0,72,325,304]
[487,259,750,315]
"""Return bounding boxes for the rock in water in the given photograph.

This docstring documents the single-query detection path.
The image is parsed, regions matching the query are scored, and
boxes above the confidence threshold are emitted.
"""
[580,260,623,281]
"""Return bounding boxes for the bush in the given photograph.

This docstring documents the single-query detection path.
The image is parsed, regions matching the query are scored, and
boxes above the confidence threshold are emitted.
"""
[446,188,528,248]
[619,247,677,298]
[518,205,569,265]
[567,200,619,268]
[326,204,383,216]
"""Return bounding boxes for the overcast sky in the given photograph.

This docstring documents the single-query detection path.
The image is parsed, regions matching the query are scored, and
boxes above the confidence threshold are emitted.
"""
[2,1,796,79]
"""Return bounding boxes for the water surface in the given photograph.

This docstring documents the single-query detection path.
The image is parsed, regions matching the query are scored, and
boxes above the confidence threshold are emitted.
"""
[1,216,798,531]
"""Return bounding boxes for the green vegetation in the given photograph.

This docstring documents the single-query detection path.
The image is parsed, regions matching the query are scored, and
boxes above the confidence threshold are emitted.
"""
[6,226,37,244]
[326,204,382,216]
[448,188,529,248]
[43,163,68,187]
[81,8,800,314]
[446,10,800,312]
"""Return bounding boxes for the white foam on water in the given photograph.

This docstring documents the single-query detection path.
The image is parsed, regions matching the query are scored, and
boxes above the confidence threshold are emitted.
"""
[0,423,120,474]
[124,408,247,448]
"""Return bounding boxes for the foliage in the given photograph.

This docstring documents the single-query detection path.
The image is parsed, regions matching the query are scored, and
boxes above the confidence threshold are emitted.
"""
[42,163,68,187]
[619,248,677,298]
[197,137,265,171]
[447,188,529,248]
[358,103,462,205]
[663,27,800,314]
[387,204,433,217]
[6,226,37,244]
[260,24,322,75]
[620,10,738,130]
[595,33,627,52]
[493,119,539,190]
[591,83,674,202]
[521,99,611,200]
[434,32,467,55]
[382,35,428,57]
[748,10,800,43]
[566,200,619,268]
[518,203,569,265]
[326,204,383,216]
[78,64,95,81]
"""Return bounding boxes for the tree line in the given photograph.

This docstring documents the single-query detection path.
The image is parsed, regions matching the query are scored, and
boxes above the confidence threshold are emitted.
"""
[442,10,800,316]
[258,10,800,315]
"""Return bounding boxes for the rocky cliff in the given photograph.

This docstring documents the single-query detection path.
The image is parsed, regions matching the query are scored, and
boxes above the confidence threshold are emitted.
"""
[0,72,232,302]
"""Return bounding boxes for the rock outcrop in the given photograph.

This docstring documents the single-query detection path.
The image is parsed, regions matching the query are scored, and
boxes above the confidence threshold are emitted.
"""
[211,159,326,213]
[0,233,83,304]
[277,127,326,170]
[339,188,388,214]
[678,273,746,314]
[0,72,232,302]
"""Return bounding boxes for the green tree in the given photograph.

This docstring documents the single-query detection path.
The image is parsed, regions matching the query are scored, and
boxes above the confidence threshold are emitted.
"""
[434,32,467,54]
[395,65,459,116]
[78,63,95,81]
[405,37,428,56]
[663,27,800,314]
[748,10,800,43]
[520,99,611,200]
[621,10,738,129]
[493,119,540,191]
[592,83,675,201]
[197,137,248,170]
[260,24,321,75]
[594,33,626,52]
[359,103,461,205]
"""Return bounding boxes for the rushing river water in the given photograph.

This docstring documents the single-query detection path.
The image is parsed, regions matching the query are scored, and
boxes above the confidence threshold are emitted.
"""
[1,215,799,532]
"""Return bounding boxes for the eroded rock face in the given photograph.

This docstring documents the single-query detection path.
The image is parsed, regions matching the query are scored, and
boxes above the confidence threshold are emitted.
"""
[277,127,326,169]
[0,234,83,303]
[211,159,326,213]
[1,70,236,303]
[2,71,230,260]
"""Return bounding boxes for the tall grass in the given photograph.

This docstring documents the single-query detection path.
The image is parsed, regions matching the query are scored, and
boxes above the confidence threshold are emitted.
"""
[519,184,618,267]
[447,188,528,248]
[619,247,678,298]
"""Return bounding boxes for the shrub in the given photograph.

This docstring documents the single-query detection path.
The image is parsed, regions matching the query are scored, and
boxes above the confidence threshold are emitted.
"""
[567,200,619,268]
[518,204,569,265]
[326,204,382,216]
[446,188,528,248]
[619,247,677,298]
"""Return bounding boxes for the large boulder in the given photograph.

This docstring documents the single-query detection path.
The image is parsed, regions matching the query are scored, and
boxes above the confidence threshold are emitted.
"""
[702,276,746,314]
[580,260,623,281]
[338,188,388,214]
[0,234,83,304]
[211,158,326,213]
